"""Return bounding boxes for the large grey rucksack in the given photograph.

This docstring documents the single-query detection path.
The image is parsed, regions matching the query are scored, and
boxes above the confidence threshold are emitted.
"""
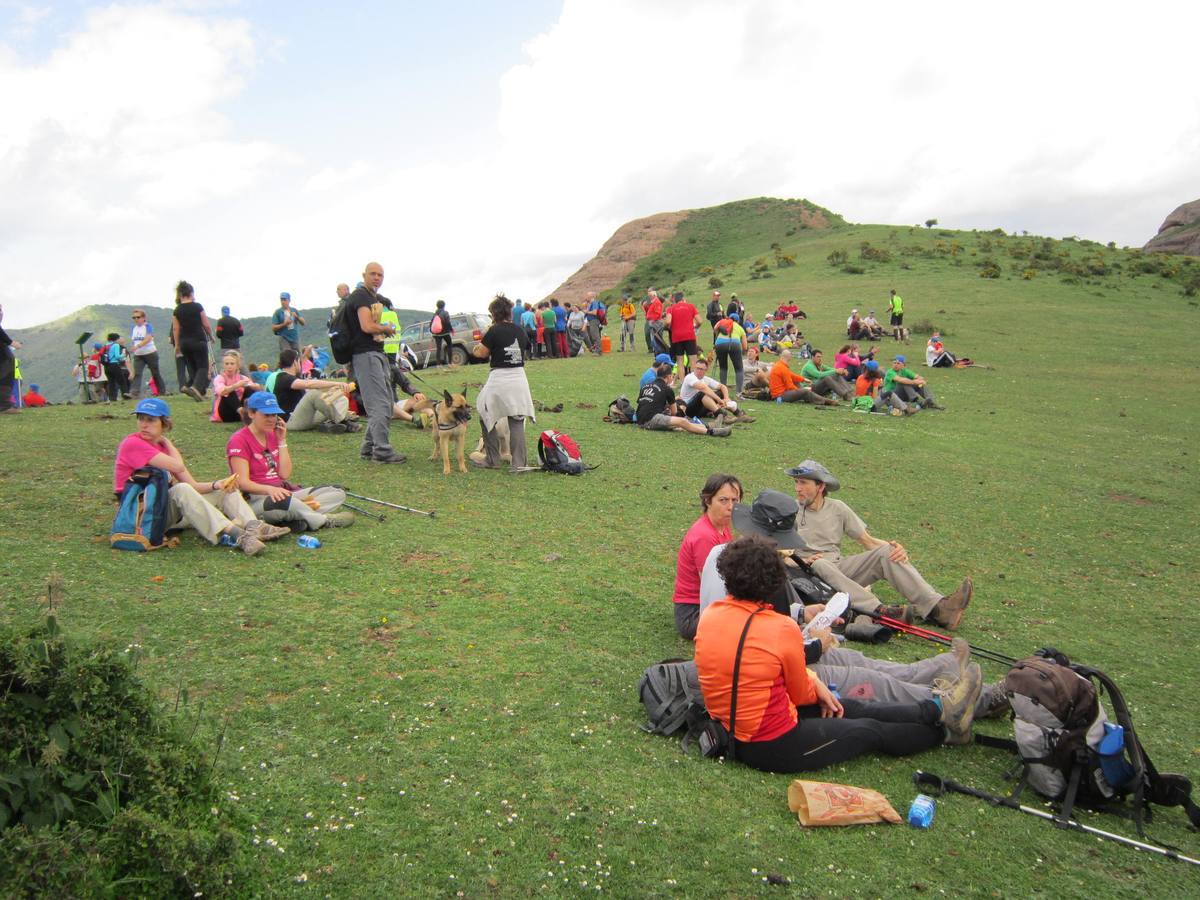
[638,659,707,745]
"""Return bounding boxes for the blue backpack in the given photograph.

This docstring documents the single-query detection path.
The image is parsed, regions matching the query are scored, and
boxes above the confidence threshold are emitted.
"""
[111,467,172,551]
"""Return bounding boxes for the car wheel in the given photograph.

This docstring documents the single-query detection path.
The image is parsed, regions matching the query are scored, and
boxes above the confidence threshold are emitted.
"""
[451,345,469,366]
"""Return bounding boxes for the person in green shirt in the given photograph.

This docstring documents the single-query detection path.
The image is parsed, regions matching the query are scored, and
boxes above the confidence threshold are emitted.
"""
[882,356,944,410]
[888,289,905,342]
[799,350,854,401]
[540,304,557,359]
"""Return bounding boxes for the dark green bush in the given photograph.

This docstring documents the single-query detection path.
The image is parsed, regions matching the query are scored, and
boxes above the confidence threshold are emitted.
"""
[826,249,848,267]
[841,264,865,275]
[0,616,261,897]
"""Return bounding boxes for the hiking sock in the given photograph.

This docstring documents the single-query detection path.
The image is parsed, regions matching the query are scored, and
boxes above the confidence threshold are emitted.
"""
[225,526,244,541]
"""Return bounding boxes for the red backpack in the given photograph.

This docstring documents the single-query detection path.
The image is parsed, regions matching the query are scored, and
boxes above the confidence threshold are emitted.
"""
[537,430,593,475]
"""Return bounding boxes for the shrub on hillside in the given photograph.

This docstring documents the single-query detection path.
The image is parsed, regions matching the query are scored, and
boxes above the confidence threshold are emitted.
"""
[826,249,848,267]
[708,276,724,289]
[0,612,261,897]
[859,242,892,263]
[841,264,865,275]
[979,259,1002,278]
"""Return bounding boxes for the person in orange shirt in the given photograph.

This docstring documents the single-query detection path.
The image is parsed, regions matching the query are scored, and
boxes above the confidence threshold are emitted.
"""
[854,360,909,415]
[768,349,835,406]
[694,535,981,772]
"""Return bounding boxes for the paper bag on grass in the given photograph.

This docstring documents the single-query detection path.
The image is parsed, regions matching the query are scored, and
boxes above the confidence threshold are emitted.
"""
[788,779,901,826]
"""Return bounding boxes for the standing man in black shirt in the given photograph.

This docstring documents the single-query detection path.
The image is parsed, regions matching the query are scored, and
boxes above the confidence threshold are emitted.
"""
[216,306,244,351]
[347,261,405,464]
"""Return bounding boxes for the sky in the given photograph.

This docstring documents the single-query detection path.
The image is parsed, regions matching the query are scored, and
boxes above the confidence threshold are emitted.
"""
[2,0,1198,329]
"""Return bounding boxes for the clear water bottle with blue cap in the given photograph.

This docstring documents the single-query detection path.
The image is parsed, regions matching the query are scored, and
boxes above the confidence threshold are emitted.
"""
[1098,722,1135,789]
[907,793,936,828]
[297,534,322,549]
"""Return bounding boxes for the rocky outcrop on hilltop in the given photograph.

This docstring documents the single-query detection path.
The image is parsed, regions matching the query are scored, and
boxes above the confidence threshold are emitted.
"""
[545,211,691,306]
[1144,199,1200,256]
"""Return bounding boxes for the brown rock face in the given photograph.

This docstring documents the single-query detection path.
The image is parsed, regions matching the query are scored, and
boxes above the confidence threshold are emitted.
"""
[545,210,691,306]
[1144,199,1200,256]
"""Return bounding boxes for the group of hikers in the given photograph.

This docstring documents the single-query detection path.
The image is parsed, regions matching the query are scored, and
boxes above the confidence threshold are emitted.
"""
[671,466,998,774]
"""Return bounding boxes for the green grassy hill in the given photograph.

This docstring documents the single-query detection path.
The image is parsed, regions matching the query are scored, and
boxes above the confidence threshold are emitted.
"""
[3,203,1199,896]
[9,304,431,404]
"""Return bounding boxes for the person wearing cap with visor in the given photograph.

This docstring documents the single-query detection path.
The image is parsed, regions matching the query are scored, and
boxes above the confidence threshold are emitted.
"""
[112,398,290,555]
[227,391,354,530]
[216,306,243,352]
[882,355,944,410]
[698,490,1009,721]
[855,359,910,415]
[639,352,674,389]
[272,292,306,354]
[785,460,972,628]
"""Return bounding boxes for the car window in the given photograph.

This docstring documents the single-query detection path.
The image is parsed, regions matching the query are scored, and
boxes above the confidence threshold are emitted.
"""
[400,324,421,342]
[450,315,471,330]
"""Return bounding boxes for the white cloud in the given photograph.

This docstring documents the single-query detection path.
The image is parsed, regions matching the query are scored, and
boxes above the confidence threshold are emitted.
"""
[2,1,1198,329]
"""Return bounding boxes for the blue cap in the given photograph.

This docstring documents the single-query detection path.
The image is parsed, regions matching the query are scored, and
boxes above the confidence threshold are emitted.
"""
[93,342,102,350]
[134,397,171,417]
[730,313,740,321]
[221,306,231,316]
[894,355,906,364]
[654,353,672,365]
[29,383,39,391]
[865,360,879,371]
[246,391,285,414]
[279,292,291,301]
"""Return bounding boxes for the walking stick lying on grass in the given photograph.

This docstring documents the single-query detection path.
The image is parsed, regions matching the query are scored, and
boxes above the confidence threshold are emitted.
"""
[866,611,1017,668]
[914,771,1200,867]
[335,487,435,518]
[343,502,385,522]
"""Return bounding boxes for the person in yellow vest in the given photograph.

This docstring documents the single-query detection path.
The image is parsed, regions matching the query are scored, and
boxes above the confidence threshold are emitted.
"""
[888,289,905,342]
[380,303,401,363]
[618,293,637,352]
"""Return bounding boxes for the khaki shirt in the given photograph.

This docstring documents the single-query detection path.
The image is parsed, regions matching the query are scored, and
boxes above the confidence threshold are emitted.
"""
[795,498,867,561]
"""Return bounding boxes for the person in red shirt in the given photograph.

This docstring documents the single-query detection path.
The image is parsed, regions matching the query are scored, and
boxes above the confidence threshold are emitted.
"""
[643,289,664,355]
[695,535,982,772]
[673,473,742,639]
[22,384,47,407]
[663,292,701,375]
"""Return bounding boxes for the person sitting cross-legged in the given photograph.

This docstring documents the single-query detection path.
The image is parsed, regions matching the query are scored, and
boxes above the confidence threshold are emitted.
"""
[768,350,835,406]
[883,355,945,410]
[695,535,984,773]
[800,350,855,401]
[272,348,360,433]
[227,391,354,531]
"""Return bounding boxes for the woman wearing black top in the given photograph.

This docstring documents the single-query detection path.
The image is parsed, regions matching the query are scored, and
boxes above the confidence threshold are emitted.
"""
[172,280,215,401]
[472,294,534,472]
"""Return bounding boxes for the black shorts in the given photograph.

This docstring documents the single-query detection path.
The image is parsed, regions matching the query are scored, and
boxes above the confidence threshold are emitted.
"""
[670,340,700,359]
[890,313,903,326]
[684,392,713,418]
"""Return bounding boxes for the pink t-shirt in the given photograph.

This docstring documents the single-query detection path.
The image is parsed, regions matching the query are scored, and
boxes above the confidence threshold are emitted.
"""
[226,427,284,487]
[835,351,861,371]
[113,433,169,493]
[673,514,732,605]
[666,302,699,343]
[210,372,248,421]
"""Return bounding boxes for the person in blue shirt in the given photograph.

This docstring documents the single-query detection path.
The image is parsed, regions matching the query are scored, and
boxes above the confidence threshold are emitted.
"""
[640,352,674,389]
[584,292,605,355]
[271,292,305,353]
[520,304,538,349]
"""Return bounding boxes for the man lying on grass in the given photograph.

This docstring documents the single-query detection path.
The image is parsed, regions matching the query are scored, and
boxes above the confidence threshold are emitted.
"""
[786,460,971,628]
[695,535,983,772]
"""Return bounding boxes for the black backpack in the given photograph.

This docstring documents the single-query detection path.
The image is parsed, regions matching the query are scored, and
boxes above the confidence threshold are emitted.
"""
[977,649,1200,834]
[605,396,635,424]
[328,298,355,365]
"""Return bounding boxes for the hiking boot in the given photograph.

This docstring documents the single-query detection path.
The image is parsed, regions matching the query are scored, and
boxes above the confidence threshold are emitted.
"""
[935,661,982,745]
[905,405,920,415]
[927,577,973,630]
[343,421,363,432]
[244,520,291,542]
[734,413,756,424]
[876,604,915,625]
[235,530,266,557]
[975,682,1011,720]
[371,452,407,464]
[182,386,204,402]
[318,421,349,433]
[707,426,732,437]
[322,510,355,528]
[470,458,501,469]
[928,402,947,411]
[949,636,970,674]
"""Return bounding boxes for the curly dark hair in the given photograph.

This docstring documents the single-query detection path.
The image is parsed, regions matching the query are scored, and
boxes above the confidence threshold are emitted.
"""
[717,535,785,602]
[699,473,742,512]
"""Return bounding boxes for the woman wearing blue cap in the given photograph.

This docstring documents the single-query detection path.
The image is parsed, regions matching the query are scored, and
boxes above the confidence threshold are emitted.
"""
[113,398,290,555]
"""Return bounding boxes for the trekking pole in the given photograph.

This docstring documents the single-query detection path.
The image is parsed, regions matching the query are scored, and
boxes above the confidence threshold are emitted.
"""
[343,502,385,522]
[914,771,1200,867]
[867,613,1017,668]
[335,487,435,518]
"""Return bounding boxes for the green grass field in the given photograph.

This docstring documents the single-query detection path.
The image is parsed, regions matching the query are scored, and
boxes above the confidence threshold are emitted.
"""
[3,214,1199,897]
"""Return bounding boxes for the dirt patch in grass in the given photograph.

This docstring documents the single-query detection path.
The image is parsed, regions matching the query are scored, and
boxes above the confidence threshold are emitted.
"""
[1106,492,1154,506]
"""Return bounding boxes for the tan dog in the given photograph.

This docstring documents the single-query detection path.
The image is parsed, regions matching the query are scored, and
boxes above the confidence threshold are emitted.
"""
[423,389,471,474]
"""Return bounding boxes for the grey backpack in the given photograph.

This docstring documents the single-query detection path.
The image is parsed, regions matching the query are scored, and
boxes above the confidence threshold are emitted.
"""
[638,659,706,742]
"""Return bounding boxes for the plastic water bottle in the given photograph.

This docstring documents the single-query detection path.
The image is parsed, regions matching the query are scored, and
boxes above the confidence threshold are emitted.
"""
[218,533,237,548]
[907,794,936,829]
[1098,723,1135,789]
[776,396,783,403]
[297,534,322,549]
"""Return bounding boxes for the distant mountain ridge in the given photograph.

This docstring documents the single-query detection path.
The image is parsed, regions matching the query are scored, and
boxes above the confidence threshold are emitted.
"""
[8,303,429,403]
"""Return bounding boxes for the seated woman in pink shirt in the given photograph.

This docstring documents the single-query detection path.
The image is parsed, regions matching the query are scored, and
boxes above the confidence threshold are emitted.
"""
[834,343,863,381]
[672,473,743,640]
[210,351,260,423]
[113,398,289,555]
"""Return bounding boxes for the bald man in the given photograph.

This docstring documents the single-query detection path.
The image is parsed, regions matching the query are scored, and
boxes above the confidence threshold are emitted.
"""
[336,283,350,301]
[347,262,405,464]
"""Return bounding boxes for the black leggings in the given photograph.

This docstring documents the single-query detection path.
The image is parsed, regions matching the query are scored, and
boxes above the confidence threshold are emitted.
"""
[180,343,209,393]
[215,391,244,423]
[735,698,943,773]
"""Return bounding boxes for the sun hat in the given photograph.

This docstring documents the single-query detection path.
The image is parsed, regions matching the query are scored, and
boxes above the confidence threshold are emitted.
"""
[731,490,810,550]
[784,459,840,492]
[134,397,170,418]
[653,353,672,365]
[246,391,285,414]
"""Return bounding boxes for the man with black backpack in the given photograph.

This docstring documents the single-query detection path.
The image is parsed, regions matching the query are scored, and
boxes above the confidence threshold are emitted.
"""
[346,262,405,464]
[706,291,724,336]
